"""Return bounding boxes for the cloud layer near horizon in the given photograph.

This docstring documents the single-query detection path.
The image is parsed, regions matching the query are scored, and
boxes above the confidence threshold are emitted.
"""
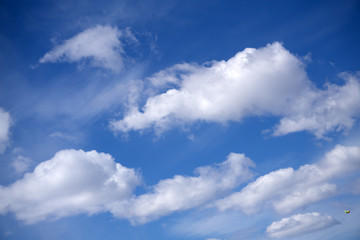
[111,42,360,138]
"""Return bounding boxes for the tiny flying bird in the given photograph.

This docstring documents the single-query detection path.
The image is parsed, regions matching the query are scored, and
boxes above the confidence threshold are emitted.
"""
[345,210,350,214]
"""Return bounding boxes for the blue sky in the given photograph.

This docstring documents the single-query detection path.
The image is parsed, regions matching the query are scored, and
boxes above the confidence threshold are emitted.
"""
[0,0,360,239]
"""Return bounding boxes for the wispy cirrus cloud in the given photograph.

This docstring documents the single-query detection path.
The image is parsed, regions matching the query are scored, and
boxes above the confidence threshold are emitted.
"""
[0,108,11,154]
[171,209,258,239]
[111,42,360,138]
[40,25,137,72]
[11,155,33,174]
[30,75,143,124]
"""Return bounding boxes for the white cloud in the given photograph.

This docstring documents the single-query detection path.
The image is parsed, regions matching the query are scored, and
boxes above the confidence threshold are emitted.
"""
[1,146,357,228]
[40,25,137,72]
[11,155,33,174]
[266,212,339,238]
[272,184,336,214]
[273,73,360,138]
[49,131,77,141]
[0,108,11,154]
[0,151,255,225]
[215,145,360,215]
[111,42,360,138]
[0,149,141,224]
[110,153,255,224]
[216,168,295,214]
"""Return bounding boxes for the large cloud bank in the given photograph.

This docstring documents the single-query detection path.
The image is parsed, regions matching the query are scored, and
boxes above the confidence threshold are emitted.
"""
[111,42,360,138]
[0,150,254,224]
[1,145,359,225]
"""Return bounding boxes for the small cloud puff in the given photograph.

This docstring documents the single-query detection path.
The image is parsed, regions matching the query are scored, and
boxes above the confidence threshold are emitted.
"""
[40,25,137,72]
[11,155,33,174]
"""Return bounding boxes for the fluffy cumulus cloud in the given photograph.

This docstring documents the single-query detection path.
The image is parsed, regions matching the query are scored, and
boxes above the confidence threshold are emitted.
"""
[215,145,360,214]
[266,212,339,238]
[0,151,255,225]
[0,108,11,154]
[110,153,255,224]
[0,149,141,224]
[273,73,360,138]
[40,25,137,72]
[111,42,360,138]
